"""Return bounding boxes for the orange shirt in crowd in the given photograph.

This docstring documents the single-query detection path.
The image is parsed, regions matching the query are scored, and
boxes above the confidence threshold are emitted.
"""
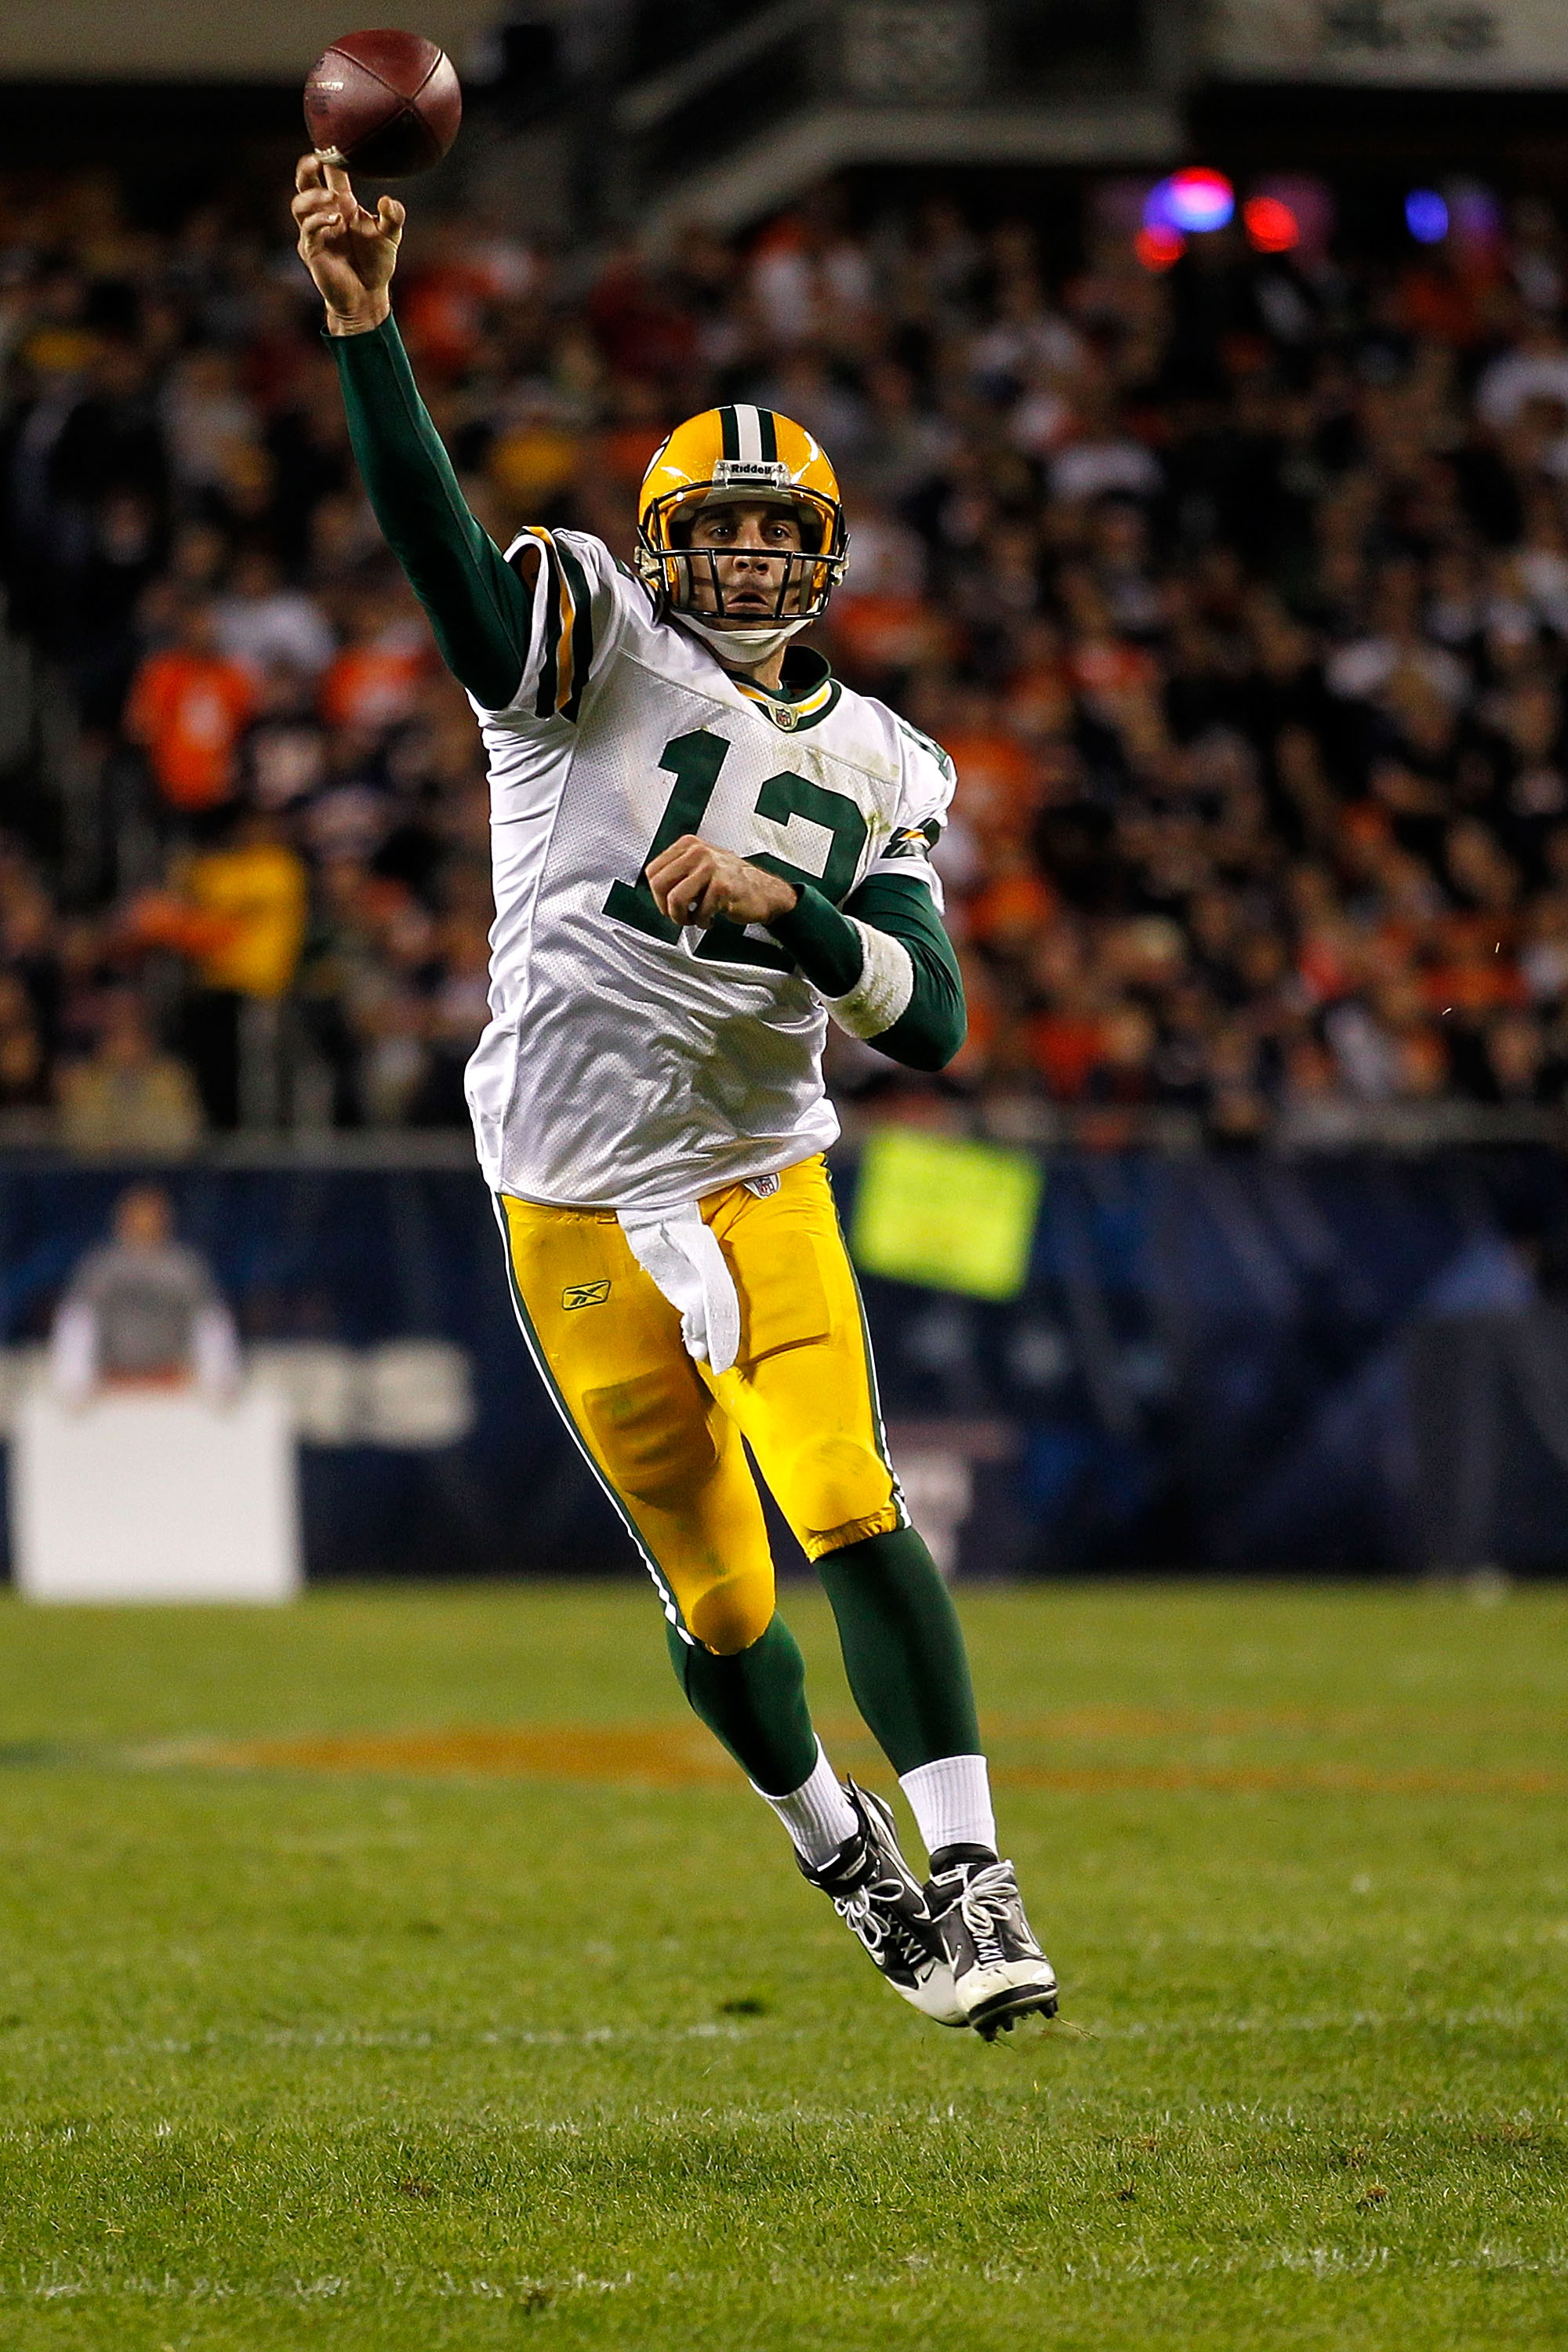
[1027,1011,1105,1100]
[965,861,1058,956]
[125,650,254,811]
[400,262,499,377]
[1419,957,1528,1018]
[829,594,951,680]
[945,728,1040,850]
[595,422,668,488]
[319,643,427,732]
[1066,636,1159,698]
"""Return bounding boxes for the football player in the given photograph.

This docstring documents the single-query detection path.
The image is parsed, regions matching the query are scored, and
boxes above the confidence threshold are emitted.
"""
[293,154,1056,2037]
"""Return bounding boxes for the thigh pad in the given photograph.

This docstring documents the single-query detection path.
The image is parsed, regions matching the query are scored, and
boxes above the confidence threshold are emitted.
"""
[583,1362,720,1509]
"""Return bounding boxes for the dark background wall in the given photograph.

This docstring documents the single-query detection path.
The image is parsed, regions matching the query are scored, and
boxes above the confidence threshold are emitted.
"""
[4,1145,1566,1582]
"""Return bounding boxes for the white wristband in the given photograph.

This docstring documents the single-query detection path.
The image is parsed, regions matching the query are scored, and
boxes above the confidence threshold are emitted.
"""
[822,920,915,1040]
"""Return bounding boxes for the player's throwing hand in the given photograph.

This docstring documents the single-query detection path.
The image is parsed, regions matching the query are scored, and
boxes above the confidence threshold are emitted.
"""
[292,154,404,335]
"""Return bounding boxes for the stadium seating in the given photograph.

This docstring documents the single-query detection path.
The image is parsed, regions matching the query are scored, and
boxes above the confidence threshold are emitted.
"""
[4,171,1568,1143]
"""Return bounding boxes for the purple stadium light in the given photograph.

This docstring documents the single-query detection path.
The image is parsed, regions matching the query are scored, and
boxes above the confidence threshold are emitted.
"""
[1450,180,1502,249]
[1145,169,1235,237]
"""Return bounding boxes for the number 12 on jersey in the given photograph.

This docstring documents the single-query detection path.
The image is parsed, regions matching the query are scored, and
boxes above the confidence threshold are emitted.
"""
[603,728,867,971]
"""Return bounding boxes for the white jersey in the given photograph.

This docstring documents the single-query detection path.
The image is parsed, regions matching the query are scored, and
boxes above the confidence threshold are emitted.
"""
[463,527,954,1214]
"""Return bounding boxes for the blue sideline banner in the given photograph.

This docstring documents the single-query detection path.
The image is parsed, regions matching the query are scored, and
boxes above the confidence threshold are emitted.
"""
[1,1145,1566,1580]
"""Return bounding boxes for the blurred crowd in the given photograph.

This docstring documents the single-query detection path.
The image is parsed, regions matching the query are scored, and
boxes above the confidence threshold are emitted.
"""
[6,165,1568,1149]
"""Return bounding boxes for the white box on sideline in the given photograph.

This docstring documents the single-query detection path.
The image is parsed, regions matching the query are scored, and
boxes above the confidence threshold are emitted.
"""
[11,1384,302,1602]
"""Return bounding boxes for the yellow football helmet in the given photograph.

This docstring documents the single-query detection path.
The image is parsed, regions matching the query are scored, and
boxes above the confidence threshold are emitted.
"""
[636,403,848,626]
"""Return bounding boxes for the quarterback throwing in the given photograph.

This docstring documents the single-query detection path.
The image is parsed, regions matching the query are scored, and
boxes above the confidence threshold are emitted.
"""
[294,153,1056,2038]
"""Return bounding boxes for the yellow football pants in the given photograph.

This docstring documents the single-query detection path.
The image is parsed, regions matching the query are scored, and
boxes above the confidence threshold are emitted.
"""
[497,1155,903,1655]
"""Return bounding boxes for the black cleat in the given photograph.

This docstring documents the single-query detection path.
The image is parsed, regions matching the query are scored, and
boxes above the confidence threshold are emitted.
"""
[798,1781,964,2026]
[927,1857,1058,2038]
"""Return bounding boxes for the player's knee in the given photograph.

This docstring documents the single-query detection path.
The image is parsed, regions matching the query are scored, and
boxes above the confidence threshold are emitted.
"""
[785,1434,892,1547]
[688,1573,775,1657]
[583,1367,717,1508]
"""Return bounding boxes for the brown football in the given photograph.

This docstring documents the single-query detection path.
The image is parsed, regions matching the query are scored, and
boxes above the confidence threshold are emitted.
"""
[303,29,462,180]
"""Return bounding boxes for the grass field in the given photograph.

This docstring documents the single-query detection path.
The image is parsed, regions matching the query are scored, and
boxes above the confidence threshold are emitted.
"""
[0,1580,1565,2351]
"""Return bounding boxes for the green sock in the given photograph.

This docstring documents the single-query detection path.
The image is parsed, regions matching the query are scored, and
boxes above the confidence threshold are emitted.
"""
[666,1613,818,1796]
[815,1526,981,1773]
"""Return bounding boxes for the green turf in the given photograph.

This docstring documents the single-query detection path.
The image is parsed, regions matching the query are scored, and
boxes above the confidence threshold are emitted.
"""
[0,1581,1565,2351]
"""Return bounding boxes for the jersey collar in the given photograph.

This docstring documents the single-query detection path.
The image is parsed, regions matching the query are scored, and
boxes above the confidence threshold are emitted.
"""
[725,646,841,733]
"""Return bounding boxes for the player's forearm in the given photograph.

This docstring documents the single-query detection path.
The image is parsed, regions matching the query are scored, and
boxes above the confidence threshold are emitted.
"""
[330,313,529,709]
[767,874,966,1072]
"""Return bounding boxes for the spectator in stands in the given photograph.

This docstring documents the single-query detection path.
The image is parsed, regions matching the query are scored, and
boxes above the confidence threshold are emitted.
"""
[123,811,307,1126]
[0,969,49,1127]
[124,597,254,818]
[56,991,203,1156]
[213,545,335,680]
[49,1183,239,1401]
[180,811,309,1127]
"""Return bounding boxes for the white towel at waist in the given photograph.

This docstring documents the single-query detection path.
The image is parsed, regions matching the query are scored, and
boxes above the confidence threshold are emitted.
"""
[618,1203,741,1375]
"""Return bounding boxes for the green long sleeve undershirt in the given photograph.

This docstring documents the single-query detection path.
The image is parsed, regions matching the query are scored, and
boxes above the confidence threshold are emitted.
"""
[768,876,966,1072]
[330,314,528,710]
[331,313,965,1072]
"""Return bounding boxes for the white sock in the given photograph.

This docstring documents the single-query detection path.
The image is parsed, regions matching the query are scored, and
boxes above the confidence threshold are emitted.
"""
[756,1739,858,1867]
[899,1754,996,1861]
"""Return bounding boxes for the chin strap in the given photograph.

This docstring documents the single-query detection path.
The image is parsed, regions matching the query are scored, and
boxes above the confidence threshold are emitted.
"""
[673,610,816,664]
[822,920,915,1040]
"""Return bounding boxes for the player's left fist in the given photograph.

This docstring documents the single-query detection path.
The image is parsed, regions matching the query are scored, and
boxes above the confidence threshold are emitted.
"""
[646,836,800,931]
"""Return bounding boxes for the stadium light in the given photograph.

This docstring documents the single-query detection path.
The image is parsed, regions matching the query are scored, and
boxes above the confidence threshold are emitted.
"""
[1450,180,1502,248]
[1145,169,1235,237]
[1243,194,1299,255]
[1406,188,1449,244]
[1134,223,1186,272]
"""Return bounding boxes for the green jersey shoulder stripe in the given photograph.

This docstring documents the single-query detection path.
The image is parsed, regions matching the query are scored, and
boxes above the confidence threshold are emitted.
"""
[528,532,562,720]
[555,535,596,723]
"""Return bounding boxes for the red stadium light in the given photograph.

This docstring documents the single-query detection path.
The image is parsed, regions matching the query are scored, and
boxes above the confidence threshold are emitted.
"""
[1243,194,1300,255]
[1134,223,1185,272]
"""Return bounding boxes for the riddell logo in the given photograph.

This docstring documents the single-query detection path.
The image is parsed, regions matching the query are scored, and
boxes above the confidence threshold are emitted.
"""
[713,459,789,489]
[561,1279,611,1310]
